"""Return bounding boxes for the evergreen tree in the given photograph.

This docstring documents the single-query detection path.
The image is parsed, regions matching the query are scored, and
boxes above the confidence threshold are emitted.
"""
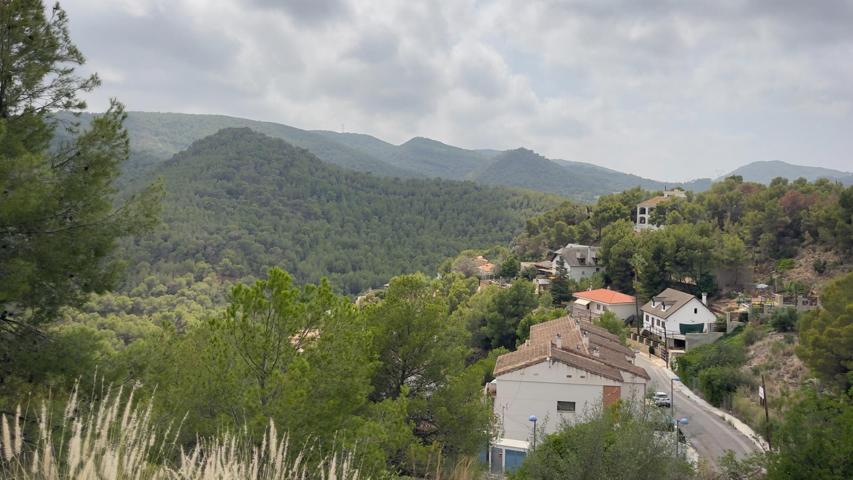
[0,0,160,388]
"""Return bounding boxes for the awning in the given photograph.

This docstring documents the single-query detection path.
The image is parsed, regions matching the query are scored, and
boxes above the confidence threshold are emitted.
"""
[679,323,705,334]
[574,298,591,306]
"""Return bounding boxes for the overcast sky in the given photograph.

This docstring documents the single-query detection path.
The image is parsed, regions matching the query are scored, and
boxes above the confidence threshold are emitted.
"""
[63,0,853,181]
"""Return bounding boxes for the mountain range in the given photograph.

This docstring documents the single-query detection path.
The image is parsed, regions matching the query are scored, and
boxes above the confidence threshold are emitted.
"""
[123,128,560,293]
[63,111,852,201]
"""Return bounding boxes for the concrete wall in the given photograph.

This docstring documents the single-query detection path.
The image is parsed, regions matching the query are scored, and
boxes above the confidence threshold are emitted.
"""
[685,332,724,349]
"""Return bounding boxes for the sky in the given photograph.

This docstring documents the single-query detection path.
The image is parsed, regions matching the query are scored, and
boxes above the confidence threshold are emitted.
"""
[63,0,853,181]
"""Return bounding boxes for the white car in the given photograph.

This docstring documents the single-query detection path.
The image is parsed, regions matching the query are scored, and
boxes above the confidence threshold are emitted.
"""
[653,392,671,408]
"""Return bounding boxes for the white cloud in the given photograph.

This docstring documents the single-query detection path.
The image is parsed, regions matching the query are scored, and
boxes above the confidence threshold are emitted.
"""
[63,0,853,180]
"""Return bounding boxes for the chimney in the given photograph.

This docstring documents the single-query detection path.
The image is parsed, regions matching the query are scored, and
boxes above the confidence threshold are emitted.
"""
[555,333,562,349]
[701,292,708,305]
[592,346,600,358]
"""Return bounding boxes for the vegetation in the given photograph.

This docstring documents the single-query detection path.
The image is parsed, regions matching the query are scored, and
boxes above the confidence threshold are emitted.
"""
[123,128,559,295]
[0,385,360,479]
[797,272,853,394]
[511,402,695,480]
[514,177,852,299]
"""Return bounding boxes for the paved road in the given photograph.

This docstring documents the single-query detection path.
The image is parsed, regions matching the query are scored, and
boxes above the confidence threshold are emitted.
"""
[635,354,760,470]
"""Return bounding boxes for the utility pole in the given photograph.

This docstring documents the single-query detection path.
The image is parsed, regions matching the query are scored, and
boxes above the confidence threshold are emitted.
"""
[761,375,772,450]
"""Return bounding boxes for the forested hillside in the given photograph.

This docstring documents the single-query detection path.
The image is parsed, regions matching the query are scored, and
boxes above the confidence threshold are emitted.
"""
[125,128,560,294]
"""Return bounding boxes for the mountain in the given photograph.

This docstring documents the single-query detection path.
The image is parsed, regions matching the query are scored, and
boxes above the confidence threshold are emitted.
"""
[314,132,493,180]
[125,128,561,294]
[471,148,711,201]
[58,111,419,180]
[721,160,853,185]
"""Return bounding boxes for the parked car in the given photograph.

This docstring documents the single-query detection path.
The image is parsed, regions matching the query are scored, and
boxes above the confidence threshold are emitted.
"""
[653,392,671,408]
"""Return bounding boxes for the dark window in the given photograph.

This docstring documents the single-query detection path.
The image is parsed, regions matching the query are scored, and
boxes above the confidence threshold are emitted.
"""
[557,401,576,412]
[639,217,647,224]
[694,308,698,314]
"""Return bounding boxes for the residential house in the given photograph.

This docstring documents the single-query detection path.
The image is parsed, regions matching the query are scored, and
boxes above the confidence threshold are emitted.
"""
[549,244,602,281]
[635,189,687,231]
[572,288,637,322]
[488,316,649,472]
[641,288,716,350]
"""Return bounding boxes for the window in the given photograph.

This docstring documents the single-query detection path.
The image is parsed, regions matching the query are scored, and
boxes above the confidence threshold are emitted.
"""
[639,217,647,224]
[639,207,646,215]
[694,308,698,314]
[557,401,576,412]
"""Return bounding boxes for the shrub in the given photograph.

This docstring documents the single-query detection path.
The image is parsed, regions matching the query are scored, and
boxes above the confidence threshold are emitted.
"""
[812,258,828,274]
[770,307,798,332]
[776,258,795,272]
[742,324,766,346]
[699,366,746,407]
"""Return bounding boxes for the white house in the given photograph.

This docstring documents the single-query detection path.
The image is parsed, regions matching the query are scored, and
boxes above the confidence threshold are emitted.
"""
[550,244,602,281]
[490,316,649,471]
[641,288,716,350]
[572,288,637,322]
[635,189,687,231]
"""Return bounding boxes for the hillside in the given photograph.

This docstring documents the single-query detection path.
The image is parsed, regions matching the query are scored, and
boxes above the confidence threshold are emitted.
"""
[124,128,561,293]
[315,132,493,180]
[722,160,853,185]
[57,111,418,180]
[471,148,710,200]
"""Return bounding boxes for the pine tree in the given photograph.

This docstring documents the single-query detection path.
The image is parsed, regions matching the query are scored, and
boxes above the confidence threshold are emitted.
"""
[0,1,160,366]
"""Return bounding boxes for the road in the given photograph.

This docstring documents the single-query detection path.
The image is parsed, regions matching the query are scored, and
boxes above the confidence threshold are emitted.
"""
[635,354,760,470]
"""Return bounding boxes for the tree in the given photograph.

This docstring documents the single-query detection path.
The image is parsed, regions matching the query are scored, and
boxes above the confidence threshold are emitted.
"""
[600,220,639,293]
[595,311,627,345]
[367,273,468,400]
[484,281,538,349]
[797,272,853,394]
[591,198,630,240]
[514,403,695,480]
[766,388,853,480]
[499,255,521,279]
[0,0,160,391]
[516,308,564,344]
[551,258,572,305]
[770,307,798,333]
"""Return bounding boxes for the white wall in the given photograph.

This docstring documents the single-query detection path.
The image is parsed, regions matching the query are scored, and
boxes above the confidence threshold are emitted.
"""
[567,265,600,281]
[643,298,716,337]
[495,361,618,441]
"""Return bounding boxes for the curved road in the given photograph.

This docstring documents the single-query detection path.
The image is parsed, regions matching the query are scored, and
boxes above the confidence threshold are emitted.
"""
[635,354,760,470]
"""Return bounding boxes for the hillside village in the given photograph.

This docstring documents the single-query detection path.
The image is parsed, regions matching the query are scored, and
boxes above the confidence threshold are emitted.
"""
[442,185,849,475]
[3,2,853,480]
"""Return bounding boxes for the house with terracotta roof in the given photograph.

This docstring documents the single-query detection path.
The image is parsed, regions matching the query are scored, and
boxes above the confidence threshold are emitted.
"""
[571,288,637,322]
[641,288,716,350]
[635,188,686,231]
[488,316,649,470]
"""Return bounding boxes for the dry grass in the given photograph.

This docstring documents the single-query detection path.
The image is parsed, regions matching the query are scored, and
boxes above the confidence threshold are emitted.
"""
[0,383,360,480]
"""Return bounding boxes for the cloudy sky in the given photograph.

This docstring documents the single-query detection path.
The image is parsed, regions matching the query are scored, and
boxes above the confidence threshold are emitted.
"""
[63,0,853,181]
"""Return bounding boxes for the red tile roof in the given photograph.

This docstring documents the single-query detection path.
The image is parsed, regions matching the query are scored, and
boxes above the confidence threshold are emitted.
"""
[574,288,635,305]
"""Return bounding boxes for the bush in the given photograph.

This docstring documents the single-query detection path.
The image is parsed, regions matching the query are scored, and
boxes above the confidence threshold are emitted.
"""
[812,258,828,274]
[742,324,766,346]
[699,366,746,407]
[770,307,799,333]
[776,258,796,272]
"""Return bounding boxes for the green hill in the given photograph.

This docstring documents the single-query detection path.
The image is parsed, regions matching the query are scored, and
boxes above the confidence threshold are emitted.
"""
[58,111,418,180]
[125,128,561,293]
[470,148,710,201]
[721,160,853,185]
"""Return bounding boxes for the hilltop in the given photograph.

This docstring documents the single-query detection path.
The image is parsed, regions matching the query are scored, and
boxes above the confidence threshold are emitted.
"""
[123,127,561,293]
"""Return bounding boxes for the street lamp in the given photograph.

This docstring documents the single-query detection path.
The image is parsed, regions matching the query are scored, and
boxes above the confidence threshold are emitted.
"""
[529,415,538,450]
[671,376,679,453]
[674,417,689,456]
